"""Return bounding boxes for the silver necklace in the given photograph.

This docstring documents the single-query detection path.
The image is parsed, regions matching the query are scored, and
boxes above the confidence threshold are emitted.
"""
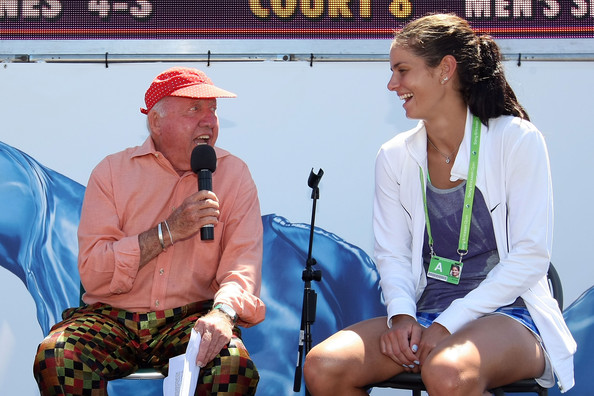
[427,137,461,164]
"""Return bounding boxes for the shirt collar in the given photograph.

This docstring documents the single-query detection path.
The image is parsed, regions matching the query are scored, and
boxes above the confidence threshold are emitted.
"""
[129,136,158,159]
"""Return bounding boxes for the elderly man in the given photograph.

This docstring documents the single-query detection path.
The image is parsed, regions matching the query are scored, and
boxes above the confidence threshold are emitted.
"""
[34,67,265,395]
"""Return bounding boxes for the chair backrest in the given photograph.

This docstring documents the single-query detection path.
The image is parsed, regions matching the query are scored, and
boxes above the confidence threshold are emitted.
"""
[547,262,563,310]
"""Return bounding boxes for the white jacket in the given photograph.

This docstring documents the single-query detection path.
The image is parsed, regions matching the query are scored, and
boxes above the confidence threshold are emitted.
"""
[373,109,576,392]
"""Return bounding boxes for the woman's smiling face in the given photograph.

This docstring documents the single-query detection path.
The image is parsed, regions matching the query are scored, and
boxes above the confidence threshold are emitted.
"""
[387,45,444,121]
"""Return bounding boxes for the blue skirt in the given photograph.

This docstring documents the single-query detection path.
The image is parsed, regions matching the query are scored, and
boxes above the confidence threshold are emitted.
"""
[417,306,540,335]
[416,307,555,388]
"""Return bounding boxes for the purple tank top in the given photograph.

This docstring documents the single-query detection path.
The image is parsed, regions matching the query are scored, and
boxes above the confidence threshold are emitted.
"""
[417,180,525,312]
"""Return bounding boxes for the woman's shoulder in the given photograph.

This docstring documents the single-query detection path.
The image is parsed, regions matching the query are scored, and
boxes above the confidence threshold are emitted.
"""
[488,115,540,137]
[486,115,548,158]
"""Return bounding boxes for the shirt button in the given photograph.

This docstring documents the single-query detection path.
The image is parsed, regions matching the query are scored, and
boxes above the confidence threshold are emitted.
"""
[159,268,164,275]
[155,299,160,307]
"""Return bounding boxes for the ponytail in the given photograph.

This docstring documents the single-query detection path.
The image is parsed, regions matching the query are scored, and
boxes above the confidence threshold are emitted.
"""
[393,14,529,125]
[465,36,530,124]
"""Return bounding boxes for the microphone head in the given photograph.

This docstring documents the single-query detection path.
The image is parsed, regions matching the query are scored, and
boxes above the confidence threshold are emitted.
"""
[191,144,217,173]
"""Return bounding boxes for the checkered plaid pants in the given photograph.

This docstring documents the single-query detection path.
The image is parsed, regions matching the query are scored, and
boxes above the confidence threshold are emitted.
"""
[33,301,259,395]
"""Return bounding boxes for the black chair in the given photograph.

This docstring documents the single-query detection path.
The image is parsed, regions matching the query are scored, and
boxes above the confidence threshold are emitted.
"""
[367,263,563,396]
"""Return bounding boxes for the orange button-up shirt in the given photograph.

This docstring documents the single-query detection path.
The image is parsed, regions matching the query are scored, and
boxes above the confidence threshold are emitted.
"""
[78,137,265,326]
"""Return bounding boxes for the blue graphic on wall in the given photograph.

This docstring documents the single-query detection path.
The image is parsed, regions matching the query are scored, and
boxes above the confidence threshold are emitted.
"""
[1,140,590,395]
[0,141,84,335]
[548,286,593,396]
[0,140,387,395]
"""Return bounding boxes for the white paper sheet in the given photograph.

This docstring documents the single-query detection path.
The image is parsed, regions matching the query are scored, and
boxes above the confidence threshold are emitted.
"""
[163,329,201,396]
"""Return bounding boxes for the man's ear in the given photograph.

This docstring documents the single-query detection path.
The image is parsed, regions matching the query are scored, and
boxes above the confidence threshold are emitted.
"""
[148,111,161,136]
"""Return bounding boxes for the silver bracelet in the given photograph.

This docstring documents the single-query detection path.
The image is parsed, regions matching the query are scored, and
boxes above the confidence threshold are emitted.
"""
[163,219,174,245]
[157,222,166,250]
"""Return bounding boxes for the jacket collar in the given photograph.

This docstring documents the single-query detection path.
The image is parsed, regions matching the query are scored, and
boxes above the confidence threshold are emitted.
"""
[405,108,485,182]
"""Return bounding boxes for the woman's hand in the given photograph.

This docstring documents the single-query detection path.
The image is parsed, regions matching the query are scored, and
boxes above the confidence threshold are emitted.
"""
[380,314,423,372]
[417,322,451,365]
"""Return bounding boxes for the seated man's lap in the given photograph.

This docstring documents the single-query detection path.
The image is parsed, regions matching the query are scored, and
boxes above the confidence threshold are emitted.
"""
[35,301,259,394]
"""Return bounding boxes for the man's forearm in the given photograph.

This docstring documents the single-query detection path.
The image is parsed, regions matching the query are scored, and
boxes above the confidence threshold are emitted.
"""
[138,222,173,268]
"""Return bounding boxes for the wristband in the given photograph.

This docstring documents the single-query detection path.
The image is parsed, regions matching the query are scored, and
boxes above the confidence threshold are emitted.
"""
[164,219,174,245]
[157,222,166,250]
[214,303,238,324]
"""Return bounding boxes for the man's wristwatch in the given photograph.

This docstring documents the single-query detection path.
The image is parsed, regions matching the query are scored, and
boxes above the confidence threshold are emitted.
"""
[214,303,238,324]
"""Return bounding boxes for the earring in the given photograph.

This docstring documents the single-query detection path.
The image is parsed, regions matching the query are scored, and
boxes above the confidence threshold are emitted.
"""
[441,76,449,85]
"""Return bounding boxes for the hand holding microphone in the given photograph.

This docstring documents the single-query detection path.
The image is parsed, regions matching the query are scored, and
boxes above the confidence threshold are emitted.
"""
[191,145,217,241]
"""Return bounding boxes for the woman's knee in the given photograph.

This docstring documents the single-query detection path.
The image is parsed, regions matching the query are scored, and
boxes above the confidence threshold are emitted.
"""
[303,345,345,393]
[303,347,326,390]
[421,349,483,396]
[421,360,462,395]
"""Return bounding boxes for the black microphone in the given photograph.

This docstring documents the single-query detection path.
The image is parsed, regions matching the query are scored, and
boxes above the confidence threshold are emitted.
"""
[190,144,217,241]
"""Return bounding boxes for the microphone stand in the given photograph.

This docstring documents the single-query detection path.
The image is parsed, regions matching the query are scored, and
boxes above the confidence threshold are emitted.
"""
[294,168,324,395]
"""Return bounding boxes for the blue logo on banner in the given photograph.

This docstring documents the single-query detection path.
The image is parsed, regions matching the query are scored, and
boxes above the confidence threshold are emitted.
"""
[0,140,387,395]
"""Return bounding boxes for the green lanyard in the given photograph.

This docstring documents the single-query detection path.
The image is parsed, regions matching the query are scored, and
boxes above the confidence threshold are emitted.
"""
[420,116,481,262]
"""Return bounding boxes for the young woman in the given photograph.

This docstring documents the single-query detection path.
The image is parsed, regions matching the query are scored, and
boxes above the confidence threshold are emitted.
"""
[303,13,575,396]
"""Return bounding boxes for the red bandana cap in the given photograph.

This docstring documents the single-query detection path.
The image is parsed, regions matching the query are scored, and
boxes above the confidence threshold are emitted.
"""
[140,67,237,114]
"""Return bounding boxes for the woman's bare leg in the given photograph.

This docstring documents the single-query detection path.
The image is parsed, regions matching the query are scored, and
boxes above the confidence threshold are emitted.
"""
[304,317,407,396]
[421,315,546,396]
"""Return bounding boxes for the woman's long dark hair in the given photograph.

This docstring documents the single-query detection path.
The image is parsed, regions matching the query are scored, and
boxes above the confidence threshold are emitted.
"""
[392,13,529,125]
